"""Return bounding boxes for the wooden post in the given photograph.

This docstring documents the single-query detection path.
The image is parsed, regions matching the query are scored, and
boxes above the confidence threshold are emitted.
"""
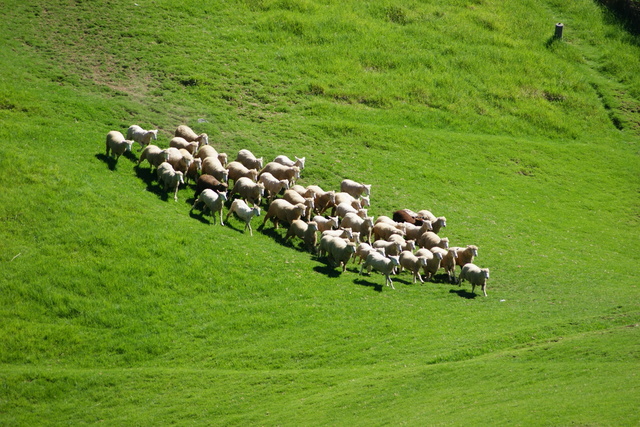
[555,23,564,39]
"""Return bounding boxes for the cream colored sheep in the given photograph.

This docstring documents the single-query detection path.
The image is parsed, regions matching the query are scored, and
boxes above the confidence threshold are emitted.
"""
[164,147,193,175]
[312,215,339,233]
[416,231,449,250]
[169,137,199,155]
[398,251,429,284]
[273,155,305,170]
[359,252,400,289]
[339,213,374,242]
[403,221,434,241]
[126,125,158,150]
[105,131,134,160]
[261,199,306,229]
[226,161,259,184]
[305,185,336,214]
[229,177,264,207]
[451,245,479,269]
[321,228,353,240]
[225,199,261,236]
[459,263,490,296]
[175,125,208,148]
[259,162,300,186]
[258,172,290,202]
[324,235,357,272]
[138,144,167,170]
[185,157,202,185]
[373,222,405,241]
[283,189,315,221]
[235,149,263,170]
[202,157,229,183]
[157,162,184,202]
[340,179,371,199]
[414,248,444,282]
[191,189,228,225]
[429,247,458,282]
[372,240,403,257]
[285,220,319,253]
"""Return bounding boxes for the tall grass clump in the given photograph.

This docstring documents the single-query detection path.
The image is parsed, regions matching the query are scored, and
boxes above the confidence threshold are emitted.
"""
[1,0,639,424]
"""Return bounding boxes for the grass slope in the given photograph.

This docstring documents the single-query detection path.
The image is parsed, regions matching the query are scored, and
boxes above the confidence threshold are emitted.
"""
[1,0,639,424]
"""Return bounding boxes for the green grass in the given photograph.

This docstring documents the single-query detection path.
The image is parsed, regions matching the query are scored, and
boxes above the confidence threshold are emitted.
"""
[1,0,639,424]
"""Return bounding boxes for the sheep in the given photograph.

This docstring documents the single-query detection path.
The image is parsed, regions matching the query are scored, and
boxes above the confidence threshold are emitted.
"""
[105,131,134,160]
[392,209,424,225]
[138,144,167,170]
[185,157,202,185]
[225,199,261,236]
[374,215,398,226]
[175,125,208,148]
[261,199,306,229]
[322,235,356,272]
[283,190,315,221]
[321,228,353,240]
[126,125,158,150]
[258,172,290,202]
[340,179,371,199]
[156,162,184,202]
[194,174,228,199]
[226,161,259,184]
[164,147,193,175]
[289,184,308,197]
[451,245,479,269]
[285,220,319,253]
[359,252,400,289]
[373,222,405,241]
[352,242,382,264]
[388,234,416,252]
[235,149,263,170]
[430,217,447,234]
[312,215,339,233]
[416,231,449,250]
[169,137,199,155]
[333,192,363,209]
[191,189,228,225]
[196,145,224,163]
[372,240,403,257]
[458,263,490,297]
[273,155,305,170]
[398,251,429,284]
[201,157,229,183]
[259,162,300,186]
[414,248,444,282]
[429,247,458,282]
[305,185,336,214]
[229,177,264,207]
[416,209,437,222]
[340,213,374,242]
[403,221,434,241]
[334,202,368,219]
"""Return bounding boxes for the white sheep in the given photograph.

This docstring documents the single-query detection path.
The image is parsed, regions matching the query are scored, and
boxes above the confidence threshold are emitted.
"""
[414,248,444,282]
[105,131,134,160]
[156,162,184,202]
[323,235,357,272]
[352,242,381,264]
[191,189,228,225]
[340,213,374,242]
[283,189,315,222]
[258,172,290,202]
[285,220,319,253]
[126,125,158,150]
[175,125,208,148]
[138,144,167,170]
[196,145,227,166]
[273,155,305,170]
[312,215,340,233]
[305,186,336,214]
[230,177,264,207]
[202,157,229,183]
[259,162,300,186]
[169,137,199,155]
[225,199,261,236]
[340,179,371,199]
[226,161,259,184]
[164,147,193,175]
[373,222,405,241]
[388,234,416,252]
[185,157,202,185]
[359,252,400,289]
[416,231,449,250]
[334,202,367,219]
[261,199,306,229]
[403,221,434,241]
[235,149,263,170]
[451,245,479,269]
[430,247,458,282]
[372,240,403,257]
[398,251,429,284]
[321,228,353,240]
[458,263,490,297]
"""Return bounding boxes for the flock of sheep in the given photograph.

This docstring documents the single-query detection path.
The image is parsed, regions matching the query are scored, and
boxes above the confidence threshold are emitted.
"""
[104,124,491,296]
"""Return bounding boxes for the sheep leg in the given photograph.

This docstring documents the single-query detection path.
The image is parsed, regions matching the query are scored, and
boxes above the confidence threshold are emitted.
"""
[386,275,395,290]
[219,211,225,226]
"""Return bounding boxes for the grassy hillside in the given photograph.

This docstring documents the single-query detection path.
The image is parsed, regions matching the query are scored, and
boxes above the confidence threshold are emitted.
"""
[1,0,639,424]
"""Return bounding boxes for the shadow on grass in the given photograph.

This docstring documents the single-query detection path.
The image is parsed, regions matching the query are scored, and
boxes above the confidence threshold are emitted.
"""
[312,263,343,278]
[352,278,383,292]
[259,225,289,246]
[134,165,168,202]
[449,289,478,299]
[188,208,213,225]
[95,153,118,171]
